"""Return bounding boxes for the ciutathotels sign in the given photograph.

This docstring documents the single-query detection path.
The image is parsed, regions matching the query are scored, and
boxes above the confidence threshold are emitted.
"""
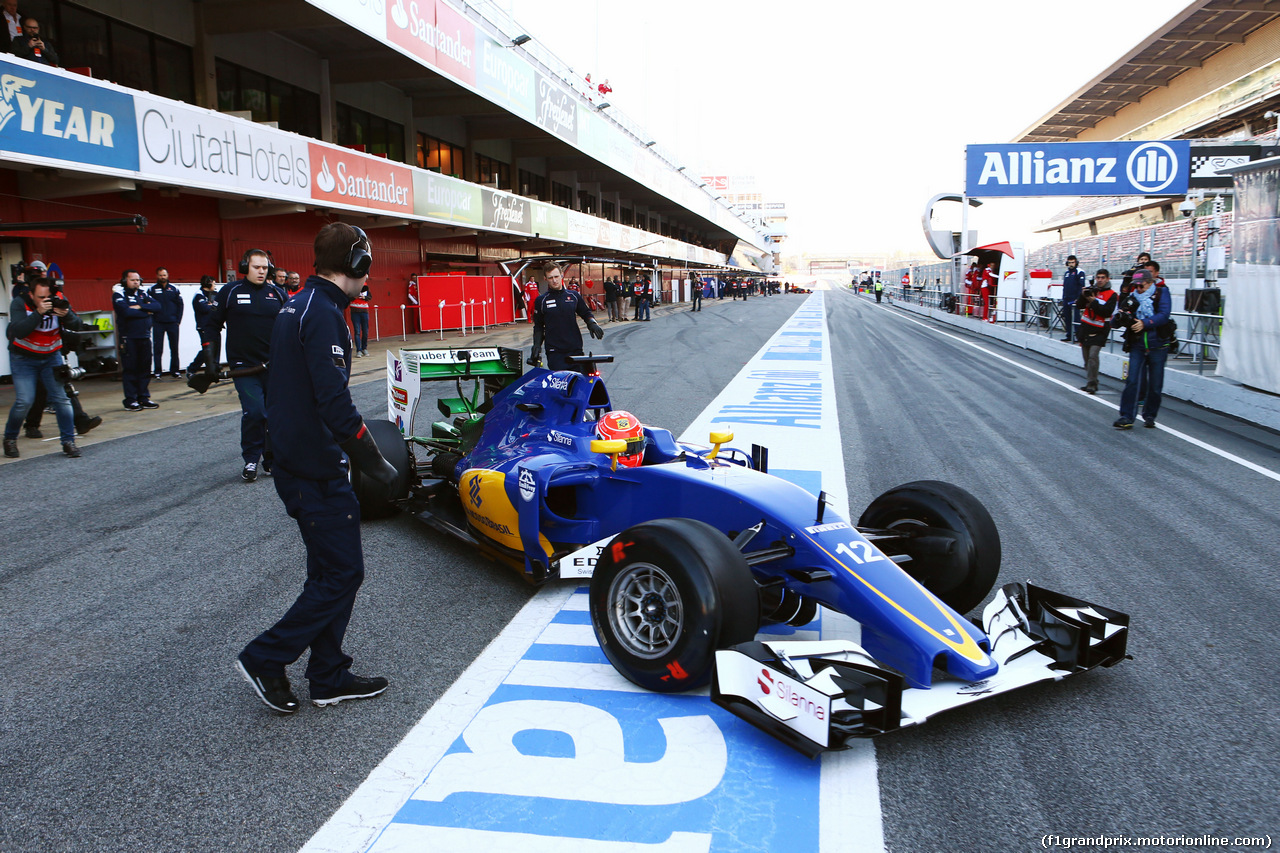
[966,141,1191,197]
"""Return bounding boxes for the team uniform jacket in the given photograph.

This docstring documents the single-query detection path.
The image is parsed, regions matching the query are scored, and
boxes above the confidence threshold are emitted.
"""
[7,295,82,355]
[212,279,286,369]
[148,282,185,325]
[192,289,218,330]
[112,288,160,339]
[533,288,595,353]
[1062,267,1087,304]
[266,276,362,480]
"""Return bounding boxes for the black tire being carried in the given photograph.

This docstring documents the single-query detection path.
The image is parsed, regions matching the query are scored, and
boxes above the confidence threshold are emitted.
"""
[351,419,412,519]
[857,480,1000,614]
[590,518,759,692]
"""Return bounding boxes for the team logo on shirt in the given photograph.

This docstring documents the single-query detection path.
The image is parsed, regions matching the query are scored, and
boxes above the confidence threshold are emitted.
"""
[331,345,343,356]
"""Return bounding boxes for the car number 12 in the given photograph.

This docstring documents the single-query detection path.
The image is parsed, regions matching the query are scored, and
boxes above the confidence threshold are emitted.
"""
[835,539,886,565]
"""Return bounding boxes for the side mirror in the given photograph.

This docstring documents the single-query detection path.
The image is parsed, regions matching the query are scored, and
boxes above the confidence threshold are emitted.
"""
[708,430,733,459]
[591,438,628,470]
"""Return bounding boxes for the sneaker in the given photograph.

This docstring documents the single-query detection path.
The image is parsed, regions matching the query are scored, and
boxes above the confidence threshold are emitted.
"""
[24,426,42,439]
[3,438,17,458]
[311,674,389,707]
[152,372,163,380]
[62,442,81,458]
[241,462,258,482]
[235,657,299,714]
[124,402,142,412]
[1144,419,1156,429]
[75,415,103,435]
[1113,418,1134,430]
[361,350,368,357]
[140,400,160,409]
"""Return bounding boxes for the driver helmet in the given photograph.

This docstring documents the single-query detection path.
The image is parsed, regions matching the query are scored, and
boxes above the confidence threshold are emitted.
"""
[596,410,645,467]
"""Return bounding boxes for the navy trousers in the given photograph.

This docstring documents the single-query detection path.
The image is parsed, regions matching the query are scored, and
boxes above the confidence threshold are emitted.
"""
[152,322,180,373]
[121,337,153,405]
[232,372,268,464]
[241,470,364,688]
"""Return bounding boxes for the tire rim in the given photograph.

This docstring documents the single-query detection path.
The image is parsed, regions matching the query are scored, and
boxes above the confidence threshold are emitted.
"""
[608,562,684,659]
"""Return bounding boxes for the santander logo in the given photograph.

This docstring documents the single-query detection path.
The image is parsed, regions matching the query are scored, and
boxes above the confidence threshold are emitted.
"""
[308,143,412,213]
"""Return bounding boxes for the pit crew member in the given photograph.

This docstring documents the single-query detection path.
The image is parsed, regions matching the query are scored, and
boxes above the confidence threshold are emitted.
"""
[148,267,184,377]
[211,249,286,482]
[186,276,220,376]
[236,222,395,714]
[113,270,161,411]
[530,261,603,372]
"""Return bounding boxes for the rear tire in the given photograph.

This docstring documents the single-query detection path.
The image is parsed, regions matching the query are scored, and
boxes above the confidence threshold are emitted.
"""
[857,480,1000,614]
[352,419,411,519]
[590,518,759,692]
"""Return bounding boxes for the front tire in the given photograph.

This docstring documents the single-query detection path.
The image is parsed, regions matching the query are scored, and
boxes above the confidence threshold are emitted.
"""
[590,518,759,692]
[857,480,1000,614]
[351,419,411,519]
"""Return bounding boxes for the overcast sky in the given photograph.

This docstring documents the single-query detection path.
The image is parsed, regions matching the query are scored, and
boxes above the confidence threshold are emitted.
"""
[501,0,1194,259]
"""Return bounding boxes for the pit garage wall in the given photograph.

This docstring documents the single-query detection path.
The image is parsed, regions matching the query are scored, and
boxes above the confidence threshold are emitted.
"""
[1219,157,1280,395]
[2,172,423,335]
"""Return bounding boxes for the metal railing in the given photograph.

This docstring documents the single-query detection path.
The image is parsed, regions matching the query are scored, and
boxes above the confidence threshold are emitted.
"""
[881,286,1223,374]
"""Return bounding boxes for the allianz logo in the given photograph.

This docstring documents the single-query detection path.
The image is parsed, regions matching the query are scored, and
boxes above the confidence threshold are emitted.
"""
[0,73,117,146]
[976,142,1181,193]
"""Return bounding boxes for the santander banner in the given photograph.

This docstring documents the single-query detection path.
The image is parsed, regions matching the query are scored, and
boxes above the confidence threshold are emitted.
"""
[387,0,476,86]
[309,143,413,214]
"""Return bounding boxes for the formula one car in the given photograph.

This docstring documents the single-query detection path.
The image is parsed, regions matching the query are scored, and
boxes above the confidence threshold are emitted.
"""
[360,346,1130,756]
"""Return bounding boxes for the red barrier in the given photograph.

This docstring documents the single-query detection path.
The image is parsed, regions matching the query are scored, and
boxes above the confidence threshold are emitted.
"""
[414,274,517,332]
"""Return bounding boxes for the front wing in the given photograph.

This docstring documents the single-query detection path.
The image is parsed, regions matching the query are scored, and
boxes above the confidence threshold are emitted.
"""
[711,583,1131,757]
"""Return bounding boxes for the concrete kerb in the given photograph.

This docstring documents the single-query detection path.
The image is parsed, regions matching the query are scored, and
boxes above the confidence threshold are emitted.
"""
[880,293,1280,434]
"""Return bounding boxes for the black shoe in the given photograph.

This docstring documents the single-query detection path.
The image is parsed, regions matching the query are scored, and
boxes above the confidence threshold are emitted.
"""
[235,657,299,714]
[24,426,42,439]
[241,462,258,482]
[1144,419,1156,429]
[1079,385,1096,394]
[140,400,160,409]
[1060,337,1072,342]
[1113,418,1134,430]
[124,402,142,412]
[62,442,81,458]
[75,415,103,435]
[152,372,163,380]
[311,674,389,707]
[3,438,18,458]
[260,458,272,476]
[167,371,182,378]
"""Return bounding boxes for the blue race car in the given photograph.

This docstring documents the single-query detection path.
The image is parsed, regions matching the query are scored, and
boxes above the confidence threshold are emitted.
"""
[359,346,1130,756]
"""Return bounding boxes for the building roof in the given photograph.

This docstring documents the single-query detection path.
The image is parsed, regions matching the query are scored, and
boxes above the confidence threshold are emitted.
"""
[1014,0,1280,142]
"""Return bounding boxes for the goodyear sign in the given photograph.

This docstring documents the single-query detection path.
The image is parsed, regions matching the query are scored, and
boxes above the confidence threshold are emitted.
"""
[0,59,138,171]
[966,141,1190,197]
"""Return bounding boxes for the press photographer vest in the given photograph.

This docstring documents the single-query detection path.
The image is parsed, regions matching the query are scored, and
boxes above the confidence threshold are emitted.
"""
[12,301,62,355]
[1080,288,1115,327]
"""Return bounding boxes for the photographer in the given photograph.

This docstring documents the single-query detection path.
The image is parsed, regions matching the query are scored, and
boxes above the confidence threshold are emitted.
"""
[16,269,103,439]
[1119,252,1151,296]
[4,275,84,458]
[1075,269,1117,394]
[1112,269,1173,429]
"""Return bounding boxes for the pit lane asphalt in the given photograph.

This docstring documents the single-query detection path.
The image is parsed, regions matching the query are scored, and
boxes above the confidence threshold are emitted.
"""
[826,286,1280,852]
[0,294,804,853]
[5,288,1277,852]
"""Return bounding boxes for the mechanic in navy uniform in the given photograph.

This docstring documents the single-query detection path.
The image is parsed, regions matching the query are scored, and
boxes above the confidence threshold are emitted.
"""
[530,260,604,372]
[112,270,161,411]
[148,267,184,377]
[210,249,286,482]
[186,275,220,376]
[235,223,396,714]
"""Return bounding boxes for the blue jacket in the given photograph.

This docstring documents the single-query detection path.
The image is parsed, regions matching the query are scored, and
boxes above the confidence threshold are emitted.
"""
[266,277,363,480]
[113,287,160,339]
[192,289,218,330]
[148,282,185,325]
[212,279,286,368]
[1062,267,1087,303]
[1133,285,1172,351]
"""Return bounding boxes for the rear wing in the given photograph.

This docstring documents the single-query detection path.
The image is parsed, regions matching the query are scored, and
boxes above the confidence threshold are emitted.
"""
[387,346,524,435]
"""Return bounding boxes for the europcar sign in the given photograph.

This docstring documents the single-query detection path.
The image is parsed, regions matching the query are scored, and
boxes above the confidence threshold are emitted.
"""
[966,141,1190,197]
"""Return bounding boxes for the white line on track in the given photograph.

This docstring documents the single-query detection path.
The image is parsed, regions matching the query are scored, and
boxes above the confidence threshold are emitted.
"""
[884,305,1280,485]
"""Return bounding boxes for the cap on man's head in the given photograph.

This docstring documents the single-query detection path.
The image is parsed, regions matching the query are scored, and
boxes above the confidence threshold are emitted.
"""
[27,260,46,271]
[1132,269,1152,284]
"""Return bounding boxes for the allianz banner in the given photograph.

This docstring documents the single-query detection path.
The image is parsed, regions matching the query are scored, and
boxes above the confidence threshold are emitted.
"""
[0,58,138,171]
[966,141,1190,197]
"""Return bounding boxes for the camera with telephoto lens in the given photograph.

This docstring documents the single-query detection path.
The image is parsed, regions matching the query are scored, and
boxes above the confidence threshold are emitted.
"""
[49,295,70,311]
[53,364,87,382]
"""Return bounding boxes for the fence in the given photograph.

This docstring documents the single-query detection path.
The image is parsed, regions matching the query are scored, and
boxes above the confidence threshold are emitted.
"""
[876,285,1222,374]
